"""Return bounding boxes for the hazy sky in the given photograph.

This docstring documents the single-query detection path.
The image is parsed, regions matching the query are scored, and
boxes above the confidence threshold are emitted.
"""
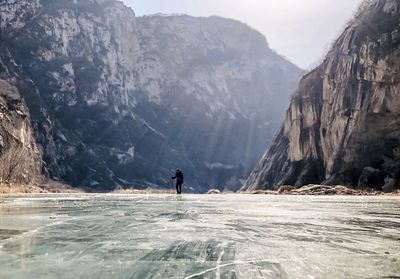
[122,0,364,69]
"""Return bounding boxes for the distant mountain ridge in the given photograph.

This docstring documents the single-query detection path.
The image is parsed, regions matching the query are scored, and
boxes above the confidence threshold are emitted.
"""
[0,0,301,191]
[243,0,400,192]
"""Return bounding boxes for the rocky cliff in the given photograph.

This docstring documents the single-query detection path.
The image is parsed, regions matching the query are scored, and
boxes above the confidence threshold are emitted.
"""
[0,0,301,191]
[0,76,41,184]
[243,0,400,192]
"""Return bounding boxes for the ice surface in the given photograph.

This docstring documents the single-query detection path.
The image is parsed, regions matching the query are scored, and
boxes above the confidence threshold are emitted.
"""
[0,194,399,278]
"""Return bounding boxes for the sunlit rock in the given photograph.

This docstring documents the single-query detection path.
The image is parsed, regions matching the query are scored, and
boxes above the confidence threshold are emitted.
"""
[0,0,302,191]
[243,0,400,192]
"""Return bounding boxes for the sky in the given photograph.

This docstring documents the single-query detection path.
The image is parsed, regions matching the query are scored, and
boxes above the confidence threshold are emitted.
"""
[122,0,364,69]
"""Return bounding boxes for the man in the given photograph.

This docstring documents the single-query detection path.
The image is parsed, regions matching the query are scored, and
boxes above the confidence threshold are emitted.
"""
[171,168,184,194]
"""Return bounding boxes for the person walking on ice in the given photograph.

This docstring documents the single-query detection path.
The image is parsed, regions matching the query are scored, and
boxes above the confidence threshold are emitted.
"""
[172,168,184,194]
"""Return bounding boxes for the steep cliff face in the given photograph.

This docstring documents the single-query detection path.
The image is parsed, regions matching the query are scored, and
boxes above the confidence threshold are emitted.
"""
[0,0,301,191]
[0,76,41,184]
[243,0,400,191]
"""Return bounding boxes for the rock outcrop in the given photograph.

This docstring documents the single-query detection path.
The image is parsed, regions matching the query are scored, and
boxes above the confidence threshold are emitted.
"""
[249,185,382,196]
[243,0,400,191]
[207,189,221,194]
[0,0,301,191]
[0,77,41,184]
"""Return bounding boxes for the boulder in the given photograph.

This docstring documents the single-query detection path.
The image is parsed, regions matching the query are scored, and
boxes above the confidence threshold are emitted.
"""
[251,190,278,195]
[277,185,296,193]
[291,185,332,195]
[207,189,221,194]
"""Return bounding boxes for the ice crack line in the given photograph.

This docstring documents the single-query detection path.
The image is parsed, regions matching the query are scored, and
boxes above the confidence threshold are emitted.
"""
[216,247,224,279]
[184,259,282,279]
[0,217,75,248]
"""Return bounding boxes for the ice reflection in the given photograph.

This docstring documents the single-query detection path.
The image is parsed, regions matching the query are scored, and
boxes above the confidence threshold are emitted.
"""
[0,194,399,278]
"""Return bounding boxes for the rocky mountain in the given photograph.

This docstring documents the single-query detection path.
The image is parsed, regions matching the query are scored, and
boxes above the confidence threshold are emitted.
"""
[242,0,400,192]
[0,0,301,191]
[0,78,41,184]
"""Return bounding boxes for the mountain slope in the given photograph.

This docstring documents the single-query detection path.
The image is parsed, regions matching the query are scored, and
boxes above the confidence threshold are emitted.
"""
[0,0,301,191]
[243,0,400,191]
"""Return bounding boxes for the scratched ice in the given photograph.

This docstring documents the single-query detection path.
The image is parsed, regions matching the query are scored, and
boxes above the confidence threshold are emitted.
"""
[0,194,399,278]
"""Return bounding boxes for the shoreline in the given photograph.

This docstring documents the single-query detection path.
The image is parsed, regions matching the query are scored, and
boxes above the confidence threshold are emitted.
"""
[246,185,400,196]
[0,184,399,197]
[0,181,82,195]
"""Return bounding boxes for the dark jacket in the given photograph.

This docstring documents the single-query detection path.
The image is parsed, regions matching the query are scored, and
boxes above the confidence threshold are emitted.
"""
[172,170,184,184]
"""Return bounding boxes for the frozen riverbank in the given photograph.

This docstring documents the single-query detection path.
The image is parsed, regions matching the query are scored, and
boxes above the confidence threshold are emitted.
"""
[0,194,399,278]
[246,185,400,196]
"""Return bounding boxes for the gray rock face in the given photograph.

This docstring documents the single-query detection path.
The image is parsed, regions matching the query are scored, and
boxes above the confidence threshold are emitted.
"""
[0,0,301,191]
[243,0,400,191]
[0,77,41,183]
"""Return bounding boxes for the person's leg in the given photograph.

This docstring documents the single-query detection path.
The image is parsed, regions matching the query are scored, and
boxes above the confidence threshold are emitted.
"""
[178,183,182,194]
[176,183,179,194]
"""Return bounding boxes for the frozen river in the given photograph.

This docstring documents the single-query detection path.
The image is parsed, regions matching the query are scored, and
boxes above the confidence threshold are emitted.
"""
[0,194,399,278]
